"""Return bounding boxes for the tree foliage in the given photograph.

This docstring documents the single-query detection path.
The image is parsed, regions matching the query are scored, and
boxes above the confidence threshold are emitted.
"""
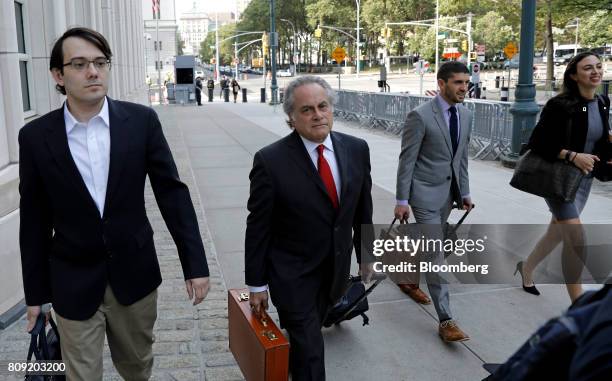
[231,0,609,67]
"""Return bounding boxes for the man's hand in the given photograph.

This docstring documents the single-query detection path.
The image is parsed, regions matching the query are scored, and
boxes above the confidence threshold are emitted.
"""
[185,277,210,306]
[249,291,269,319]
[394,205,410,222]
[26,306,49,333]
[359,262,375,284]
[462,197,474,212]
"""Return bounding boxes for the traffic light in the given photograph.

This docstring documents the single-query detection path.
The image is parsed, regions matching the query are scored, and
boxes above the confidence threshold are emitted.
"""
[380,27,391,39]
[262,32,269,56]
[314,26,322,38]
[461,40,468,51]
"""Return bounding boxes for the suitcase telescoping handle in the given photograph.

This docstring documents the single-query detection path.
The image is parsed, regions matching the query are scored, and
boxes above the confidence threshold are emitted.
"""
[386,203,474,237]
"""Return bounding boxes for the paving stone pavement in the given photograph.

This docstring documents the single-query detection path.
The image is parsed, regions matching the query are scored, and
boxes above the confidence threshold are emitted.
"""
[0,107,242,381]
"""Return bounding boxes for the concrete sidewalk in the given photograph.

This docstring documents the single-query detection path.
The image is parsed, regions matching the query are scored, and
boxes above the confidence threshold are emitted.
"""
[177,101,611,380]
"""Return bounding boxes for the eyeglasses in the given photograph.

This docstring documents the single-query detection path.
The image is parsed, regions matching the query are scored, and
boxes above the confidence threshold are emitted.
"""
[62,58,111,71]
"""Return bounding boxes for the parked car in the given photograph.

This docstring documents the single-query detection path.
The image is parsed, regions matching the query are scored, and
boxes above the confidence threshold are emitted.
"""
[277,69,292,77]
[195,70,204,78]
[503,54,520,69]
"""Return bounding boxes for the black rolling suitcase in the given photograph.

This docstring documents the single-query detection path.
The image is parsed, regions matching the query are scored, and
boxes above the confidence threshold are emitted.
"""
[323,273,386,327]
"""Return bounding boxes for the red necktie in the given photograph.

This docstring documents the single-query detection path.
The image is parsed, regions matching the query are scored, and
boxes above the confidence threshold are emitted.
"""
[317,144,339,209]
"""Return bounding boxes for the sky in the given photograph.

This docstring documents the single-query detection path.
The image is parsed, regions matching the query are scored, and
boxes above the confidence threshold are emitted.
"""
[174,0,236,18]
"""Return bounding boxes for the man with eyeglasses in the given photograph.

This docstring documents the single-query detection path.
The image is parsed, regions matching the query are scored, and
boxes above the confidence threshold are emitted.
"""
[18,27,210,380]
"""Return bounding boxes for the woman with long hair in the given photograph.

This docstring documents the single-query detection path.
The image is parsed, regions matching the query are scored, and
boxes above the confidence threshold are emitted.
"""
[516,52,611,301]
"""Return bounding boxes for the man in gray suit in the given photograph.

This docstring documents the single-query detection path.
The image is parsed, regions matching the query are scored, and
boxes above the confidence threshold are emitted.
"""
[394,61,474,342]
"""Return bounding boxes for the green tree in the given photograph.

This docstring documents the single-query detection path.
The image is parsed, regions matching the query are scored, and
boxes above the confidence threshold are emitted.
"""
[472,11,517,60]
[199,34,215,63]
[577,11,611,47]
[176,32,185,56]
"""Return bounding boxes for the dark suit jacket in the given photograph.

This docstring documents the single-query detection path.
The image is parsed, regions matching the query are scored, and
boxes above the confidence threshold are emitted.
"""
[528,94,610,162]
[245,130,373,313]
[18,98,209,320]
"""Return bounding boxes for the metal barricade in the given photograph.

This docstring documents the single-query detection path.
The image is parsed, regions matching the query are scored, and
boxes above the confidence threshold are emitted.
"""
[333,90,554,161]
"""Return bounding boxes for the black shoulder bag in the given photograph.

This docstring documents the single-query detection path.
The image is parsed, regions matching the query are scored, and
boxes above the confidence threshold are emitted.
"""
[510,118,584,202]
[25,314,65,381]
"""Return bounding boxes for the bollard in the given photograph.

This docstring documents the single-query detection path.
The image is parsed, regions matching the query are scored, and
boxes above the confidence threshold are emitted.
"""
[279,88,284,103]
[260,88,266,103]
[495,76,500,89]
[224,88,230,102]
[242,88,247,103]
[208,88,213,102]
[500,86,509,102]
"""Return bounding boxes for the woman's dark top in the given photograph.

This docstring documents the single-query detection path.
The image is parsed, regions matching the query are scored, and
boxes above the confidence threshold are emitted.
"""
[527,94,610,162]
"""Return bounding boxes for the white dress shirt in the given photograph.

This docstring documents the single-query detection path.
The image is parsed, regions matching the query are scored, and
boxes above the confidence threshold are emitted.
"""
[248,133,341,293]
[64,97,111,217]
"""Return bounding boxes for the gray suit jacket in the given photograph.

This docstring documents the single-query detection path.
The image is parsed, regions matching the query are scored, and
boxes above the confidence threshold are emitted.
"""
[396,97,472,210]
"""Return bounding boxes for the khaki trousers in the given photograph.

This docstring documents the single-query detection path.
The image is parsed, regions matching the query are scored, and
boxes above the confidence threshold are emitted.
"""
[55,286,157,381]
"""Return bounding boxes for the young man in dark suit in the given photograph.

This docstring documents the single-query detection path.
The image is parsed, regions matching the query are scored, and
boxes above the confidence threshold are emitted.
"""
[245,76,374,380]
[19,27,210,380]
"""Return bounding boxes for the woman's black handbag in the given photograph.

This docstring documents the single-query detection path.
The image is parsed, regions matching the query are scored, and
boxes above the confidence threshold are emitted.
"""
[510,117,585,202]
[25,314,65,381]
[510,149,584,202]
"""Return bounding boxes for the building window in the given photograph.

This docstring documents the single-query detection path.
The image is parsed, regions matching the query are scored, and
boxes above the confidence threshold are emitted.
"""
[15,2,26,53]
[19,61,30,111]
[15,1,32,112]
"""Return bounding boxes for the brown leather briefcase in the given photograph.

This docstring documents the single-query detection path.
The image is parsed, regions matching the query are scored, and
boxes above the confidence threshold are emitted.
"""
[228,289,290,381]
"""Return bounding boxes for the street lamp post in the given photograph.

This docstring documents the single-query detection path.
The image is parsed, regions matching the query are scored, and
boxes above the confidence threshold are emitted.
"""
[502,0,540,167]
[215,12,220,82]
[269,0,279,104]
[355,0,360,78]
[280,18,297,75]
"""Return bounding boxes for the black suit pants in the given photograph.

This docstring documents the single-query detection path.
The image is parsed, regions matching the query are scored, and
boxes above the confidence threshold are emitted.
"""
[277,257,333,381]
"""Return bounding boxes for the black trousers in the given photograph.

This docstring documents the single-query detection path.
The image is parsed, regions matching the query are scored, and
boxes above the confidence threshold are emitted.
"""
[277,259,333,381]
[195,89,202,105]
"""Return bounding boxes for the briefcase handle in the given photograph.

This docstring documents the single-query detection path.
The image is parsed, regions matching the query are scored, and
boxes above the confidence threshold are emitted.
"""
[237,292,272,329]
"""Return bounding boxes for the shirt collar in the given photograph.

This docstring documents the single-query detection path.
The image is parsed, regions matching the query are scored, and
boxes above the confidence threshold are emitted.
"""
[64,97,109,134]
[436,94,455,114]
[299,133,334,154]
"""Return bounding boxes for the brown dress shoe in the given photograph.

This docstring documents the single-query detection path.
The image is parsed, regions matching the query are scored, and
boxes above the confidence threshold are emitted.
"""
[439,320,470,342]
[398,284,431,305]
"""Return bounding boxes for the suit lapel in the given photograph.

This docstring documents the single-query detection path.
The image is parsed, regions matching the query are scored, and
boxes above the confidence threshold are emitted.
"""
[44,107,100,213]
[102,98,130,216]
[431,99,453,156]
[331,132,349,208]
[458,105,470,153]
[286,130,334,205]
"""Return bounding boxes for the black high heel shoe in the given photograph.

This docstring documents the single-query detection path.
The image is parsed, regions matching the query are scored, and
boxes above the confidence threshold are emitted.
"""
[514,261,540,296]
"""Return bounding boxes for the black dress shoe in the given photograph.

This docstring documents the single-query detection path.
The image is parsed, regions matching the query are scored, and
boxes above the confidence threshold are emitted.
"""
[514,261,540,296]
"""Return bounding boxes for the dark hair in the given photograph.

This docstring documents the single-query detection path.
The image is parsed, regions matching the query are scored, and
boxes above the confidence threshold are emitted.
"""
[49,27,113,95]
[561,51,600,98]
[437,61,469,82]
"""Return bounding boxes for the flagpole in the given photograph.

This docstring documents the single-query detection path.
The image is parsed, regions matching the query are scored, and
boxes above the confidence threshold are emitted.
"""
[155,0,162,103]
